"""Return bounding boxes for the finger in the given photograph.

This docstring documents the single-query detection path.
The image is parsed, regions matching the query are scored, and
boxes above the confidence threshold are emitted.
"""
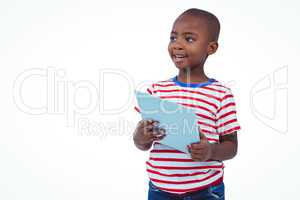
[153,133,166,140]
[190,150,206,159]
[143,127,153,136]
[144,122,160,131]
[144,133,160,143]
[145,119,159,124]
[190,149,204,157]
[199,132,208,140]
[190,153,204,161]
[152,127,165,135]
[138,120,150,128]
[149,128,164,136]
[190,149,205,156]
[153,134,166,141]
[191,145,207,151]
[153,128,166,138]
[190,143,204,150]
[152,126,160,133]
[144,126,157,138]
[191,156,205,162]
[152,131,165,137]
[139,119,159,127]
[145,124,155,131]
[152,120,160,127]
[150,134,165,142]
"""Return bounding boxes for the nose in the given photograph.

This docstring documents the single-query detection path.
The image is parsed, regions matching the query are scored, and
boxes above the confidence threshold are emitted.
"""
[170,39,184,50]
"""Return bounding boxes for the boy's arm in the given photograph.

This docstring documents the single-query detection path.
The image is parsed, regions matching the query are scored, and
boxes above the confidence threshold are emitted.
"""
[210,132,238,161]
[188,131,238,162]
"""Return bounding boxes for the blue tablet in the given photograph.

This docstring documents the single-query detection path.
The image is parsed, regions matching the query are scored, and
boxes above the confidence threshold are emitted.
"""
[135,91,200,153]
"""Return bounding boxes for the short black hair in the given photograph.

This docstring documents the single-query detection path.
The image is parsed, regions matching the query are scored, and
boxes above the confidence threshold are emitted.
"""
[179,8,221,41]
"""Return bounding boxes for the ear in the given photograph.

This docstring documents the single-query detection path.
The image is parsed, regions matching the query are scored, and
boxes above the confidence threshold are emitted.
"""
[207,41,219,55]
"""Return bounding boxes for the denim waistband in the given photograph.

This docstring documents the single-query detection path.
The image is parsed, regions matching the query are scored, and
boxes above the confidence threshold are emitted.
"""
[149,177,223,198]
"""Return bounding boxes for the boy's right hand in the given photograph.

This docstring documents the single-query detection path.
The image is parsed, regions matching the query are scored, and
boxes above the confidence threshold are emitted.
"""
[133,119,166,150]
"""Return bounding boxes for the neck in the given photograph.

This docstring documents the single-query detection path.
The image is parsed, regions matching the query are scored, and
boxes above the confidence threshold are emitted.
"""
[177,66,208,83]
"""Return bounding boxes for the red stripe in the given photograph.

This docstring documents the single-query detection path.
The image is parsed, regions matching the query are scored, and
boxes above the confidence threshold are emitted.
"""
[150,171,220,185]
[134,106,140,113]
[213,84,230,90]
[197,121,217,129]
[217,102,235,113]
[201,86,226,94]
[159,96,218,109]
[147,169,211,177]
[218,119,237,128]
[155,89,222,101]
[195,113,216,122]
[150,149,185,154]
[153,83,176,87]
[207,138,219,142]
[217,111,236,120]
[179,103,216,116]
[150,157,195,162]
[201,129,219,135]
[219,126,240,135]
[222,94,234,101]
[198,120,238,131]
[146,161,223,170]
[147,88,152,94]
[155,177,223,193]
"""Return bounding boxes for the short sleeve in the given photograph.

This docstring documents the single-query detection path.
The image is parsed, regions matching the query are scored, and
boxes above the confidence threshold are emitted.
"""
[133,84,155,114]
[216,89,241,136]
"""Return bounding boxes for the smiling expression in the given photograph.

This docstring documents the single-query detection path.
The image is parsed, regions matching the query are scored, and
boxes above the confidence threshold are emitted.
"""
[168,14,216,70]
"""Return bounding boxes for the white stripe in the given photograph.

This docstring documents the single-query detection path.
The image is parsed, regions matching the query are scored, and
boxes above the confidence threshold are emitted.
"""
[157,93,218,113]
[217,104,236,117]
[150,152,192,159]
[204,134,219,141]
[148,159,223,168]
[156,88,221,104]
[146,163,212,175]
[200,125,218,134]
[217,120,240,133]
[216,114,237,126]
[148,169,217,182]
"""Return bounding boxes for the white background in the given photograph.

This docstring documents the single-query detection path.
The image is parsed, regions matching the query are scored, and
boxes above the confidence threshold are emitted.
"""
[0,0,299,199]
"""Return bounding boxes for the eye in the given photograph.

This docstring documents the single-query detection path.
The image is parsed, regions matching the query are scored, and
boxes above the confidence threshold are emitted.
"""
[170,35,176,42]
[185,36,194,43]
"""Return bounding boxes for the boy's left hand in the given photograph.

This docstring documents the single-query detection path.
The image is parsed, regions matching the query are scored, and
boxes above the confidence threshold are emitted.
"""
[188,133,213,162]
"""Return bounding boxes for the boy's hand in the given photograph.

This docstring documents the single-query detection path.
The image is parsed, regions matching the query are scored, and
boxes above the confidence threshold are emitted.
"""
[188,132,213,162]
[133,119,166,150]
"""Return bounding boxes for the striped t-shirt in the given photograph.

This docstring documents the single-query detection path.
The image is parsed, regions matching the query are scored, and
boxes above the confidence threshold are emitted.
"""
[135,76,241,194]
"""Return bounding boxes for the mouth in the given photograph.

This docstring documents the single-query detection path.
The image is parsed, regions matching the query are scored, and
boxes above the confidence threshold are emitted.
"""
[172,53,188,64]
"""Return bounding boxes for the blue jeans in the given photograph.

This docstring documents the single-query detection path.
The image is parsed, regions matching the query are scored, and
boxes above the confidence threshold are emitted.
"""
[148,181,225,200]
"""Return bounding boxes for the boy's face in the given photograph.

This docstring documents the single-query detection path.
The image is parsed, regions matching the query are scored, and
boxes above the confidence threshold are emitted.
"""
[168,14,216,70]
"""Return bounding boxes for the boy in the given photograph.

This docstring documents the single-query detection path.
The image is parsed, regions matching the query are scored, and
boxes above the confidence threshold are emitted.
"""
[133,8,241,200]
